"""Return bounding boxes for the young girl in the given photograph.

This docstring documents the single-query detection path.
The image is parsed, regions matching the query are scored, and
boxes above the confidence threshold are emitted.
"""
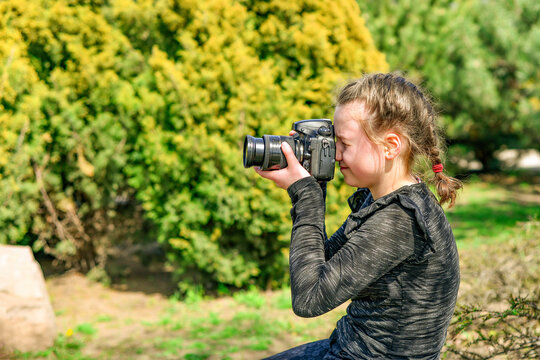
[255,73,462,359]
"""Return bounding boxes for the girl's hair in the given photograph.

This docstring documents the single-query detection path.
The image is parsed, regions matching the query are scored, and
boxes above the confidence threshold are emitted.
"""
[335,72,462,207]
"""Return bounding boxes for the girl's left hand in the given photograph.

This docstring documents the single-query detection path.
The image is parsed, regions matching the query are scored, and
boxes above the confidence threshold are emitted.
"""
[254,142,310,190]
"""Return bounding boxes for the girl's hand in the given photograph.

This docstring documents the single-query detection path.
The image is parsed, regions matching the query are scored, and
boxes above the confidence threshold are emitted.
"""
[254,141,310,190]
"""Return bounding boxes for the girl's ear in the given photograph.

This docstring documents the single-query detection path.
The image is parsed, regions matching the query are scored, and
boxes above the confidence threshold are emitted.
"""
[383,132,402,160]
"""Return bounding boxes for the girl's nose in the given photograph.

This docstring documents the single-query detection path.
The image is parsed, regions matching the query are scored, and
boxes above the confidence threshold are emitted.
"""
[335,147,342,162]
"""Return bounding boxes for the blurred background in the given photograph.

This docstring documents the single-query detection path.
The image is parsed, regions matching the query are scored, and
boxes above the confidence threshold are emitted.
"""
[0,0,538,359]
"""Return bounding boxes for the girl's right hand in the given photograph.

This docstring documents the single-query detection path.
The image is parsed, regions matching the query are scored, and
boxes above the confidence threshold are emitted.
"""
[254,131,310,189]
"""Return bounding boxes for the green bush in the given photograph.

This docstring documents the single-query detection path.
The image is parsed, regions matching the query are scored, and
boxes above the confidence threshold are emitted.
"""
[0,0,387,291]
[117,0,388,291]
[357,0,540,170]
[0,0,145,271]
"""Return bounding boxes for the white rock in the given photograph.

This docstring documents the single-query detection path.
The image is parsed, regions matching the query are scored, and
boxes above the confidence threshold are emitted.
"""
[0,245,56,353]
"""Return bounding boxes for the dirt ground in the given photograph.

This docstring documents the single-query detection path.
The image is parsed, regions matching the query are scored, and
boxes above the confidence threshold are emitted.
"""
[45,268,338,360]
[48,270,171,357]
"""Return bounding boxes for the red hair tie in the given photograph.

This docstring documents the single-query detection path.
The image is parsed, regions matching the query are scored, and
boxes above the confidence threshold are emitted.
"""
[432,163,444,173]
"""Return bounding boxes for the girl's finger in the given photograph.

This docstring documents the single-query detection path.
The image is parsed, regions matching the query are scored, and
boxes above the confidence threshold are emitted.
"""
[281,142,297,164]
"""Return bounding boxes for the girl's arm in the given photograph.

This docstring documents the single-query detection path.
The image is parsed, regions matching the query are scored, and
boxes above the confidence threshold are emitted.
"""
[318,181,349,261]
[324,222,348,261]
[287,176,416,318]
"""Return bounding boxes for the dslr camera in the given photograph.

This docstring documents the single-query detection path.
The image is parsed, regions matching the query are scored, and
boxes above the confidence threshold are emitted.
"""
[243,119,336,181]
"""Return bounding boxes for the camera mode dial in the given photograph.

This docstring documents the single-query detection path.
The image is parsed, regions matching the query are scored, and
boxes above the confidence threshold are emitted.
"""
[318,126,332,137]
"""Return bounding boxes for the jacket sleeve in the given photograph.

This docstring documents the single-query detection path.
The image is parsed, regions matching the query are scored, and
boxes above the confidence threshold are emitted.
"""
[287,176,416,318]
[312,180,350,261]
[324,222,348,261]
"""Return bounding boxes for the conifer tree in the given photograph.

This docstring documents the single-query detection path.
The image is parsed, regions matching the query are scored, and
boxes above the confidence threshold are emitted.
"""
[357,0,539,170]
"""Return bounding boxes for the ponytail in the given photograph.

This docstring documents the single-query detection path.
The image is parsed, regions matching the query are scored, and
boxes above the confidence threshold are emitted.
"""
[426,97,462,208]
[431,163,463,208]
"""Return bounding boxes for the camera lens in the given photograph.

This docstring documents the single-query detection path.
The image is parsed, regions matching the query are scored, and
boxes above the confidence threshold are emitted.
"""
[244,134,301,170]
[262,135,286,170]
[243,135,265,168]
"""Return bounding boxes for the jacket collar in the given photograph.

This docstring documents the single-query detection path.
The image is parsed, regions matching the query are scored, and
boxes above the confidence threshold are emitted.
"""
[345,182,439,257]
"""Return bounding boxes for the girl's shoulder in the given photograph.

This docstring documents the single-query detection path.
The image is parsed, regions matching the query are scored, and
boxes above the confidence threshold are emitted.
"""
[347,182,448,240]
[348,183,438,217]
[345,183,452,262]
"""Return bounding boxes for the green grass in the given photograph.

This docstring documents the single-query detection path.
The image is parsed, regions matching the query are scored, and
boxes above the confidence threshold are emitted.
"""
[95,315,113,323]
[155,337,184,355]
[446,180,539,249]
[273,288,292,310]
[233,286,266,309]
[13,335,95,360]
[75,323,98,336]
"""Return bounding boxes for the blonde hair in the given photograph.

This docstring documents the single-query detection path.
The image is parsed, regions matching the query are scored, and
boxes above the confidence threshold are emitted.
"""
[335,73,462,207]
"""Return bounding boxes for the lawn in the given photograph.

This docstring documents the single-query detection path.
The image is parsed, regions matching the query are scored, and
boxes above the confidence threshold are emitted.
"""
[12,177,540,360]
[446,176,539,249]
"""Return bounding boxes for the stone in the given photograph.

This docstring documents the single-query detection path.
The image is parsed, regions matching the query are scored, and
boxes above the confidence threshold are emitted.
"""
[0,245,56,353]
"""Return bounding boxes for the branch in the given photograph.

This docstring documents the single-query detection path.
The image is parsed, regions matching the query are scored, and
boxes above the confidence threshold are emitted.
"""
[32,157,77,246]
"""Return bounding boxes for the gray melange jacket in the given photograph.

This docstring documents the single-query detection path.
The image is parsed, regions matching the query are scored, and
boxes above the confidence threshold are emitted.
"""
[287,176,460,359]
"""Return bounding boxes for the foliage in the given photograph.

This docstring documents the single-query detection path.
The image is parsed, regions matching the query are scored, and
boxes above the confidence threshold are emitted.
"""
[445,296,539,359]
[0,0,148,271]
[115,0,387,291]
[0,0,387,289]
[357,0,540,170]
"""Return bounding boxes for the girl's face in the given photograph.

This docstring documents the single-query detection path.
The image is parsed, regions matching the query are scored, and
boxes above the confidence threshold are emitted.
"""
[334,101,385,188]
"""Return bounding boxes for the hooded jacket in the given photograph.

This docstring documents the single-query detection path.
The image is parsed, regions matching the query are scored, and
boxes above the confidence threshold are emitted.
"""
[286,176,460,359]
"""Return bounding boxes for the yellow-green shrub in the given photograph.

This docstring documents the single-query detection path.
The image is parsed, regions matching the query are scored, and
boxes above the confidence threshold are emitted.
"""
[0,0,387,290]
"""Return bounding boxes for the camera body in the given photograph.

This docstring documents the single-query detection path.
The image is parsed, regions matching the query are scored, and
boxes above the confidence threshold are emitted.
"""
[243,119,336,181]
